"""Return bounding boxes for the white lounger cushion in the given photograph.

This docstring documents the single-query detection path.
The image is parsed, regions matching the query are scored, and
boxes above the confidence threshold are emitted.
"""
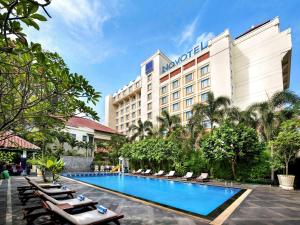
[165,171,175,176]
[144,169,151,174]
[184,172,193,178]
[199,173,208,179]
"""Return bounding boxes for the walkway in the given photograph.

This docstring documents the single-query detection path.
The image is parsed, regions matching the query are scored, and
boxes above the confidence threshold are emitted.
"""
[0,176,299,225]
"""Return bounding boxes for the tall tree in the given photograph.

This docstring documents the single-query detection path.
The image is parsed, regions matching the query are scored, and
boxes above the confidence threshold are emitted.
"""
[248,90,300,180]
[128,119,153,141]
[0,1,100,137]
[157,110,181,136]
[191,91,230,130]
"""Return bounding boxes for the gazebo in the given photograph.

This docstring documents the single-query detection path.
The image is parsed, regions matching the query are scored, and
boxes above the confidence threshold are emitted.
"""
[0,132,40,174]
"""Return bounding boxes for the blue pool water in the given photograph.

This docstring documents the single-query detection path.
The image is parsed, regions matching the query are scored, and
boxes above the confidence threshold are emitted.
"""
[71,174,240,217]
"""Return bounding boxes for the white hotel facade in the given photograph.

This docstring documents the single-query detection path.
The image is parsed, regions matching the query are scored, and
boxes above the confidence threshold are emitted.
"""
[105,17,291,136]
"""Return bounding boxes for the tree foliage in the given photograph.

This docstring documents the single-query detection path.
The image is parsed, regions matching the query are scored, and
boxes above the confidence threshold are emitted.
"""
[201,122,263,179]
[271,119,300,175]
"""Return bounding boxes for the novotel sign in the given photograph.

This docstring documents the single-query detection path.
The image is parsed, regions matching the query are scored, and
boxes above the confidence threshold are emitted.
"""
[162,42,208,74]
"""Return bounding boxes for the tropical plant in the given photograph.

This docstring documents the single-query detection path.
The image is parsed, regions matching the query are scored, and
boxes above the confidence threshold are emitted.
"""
[28,157,64,182]
[201,122,263,180]
[157,111,181,136]
[0,0,100,137]
[128,119,153,141]
[191,91,230,130]
[78,141,95,158]
[271,119,300,175]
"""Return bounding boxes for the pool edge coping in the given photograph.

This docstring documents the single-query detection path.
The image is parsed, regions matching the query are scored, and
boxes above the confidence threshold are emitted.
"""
[210,189,252,225]
[61,175,251,224]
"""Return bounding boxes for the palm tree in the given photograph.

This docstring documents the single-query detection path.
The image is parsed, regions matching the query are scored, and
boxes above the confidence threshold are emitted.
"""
[157,110,181,136]
[224,106,259,128]
[248,90,300,181]
[192,91,230,130]
[128,119,153,141]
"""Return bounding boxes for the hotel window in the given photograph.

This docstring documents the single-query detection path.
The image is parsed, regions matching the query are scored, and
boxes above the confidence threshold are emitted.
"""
[121,109,124,114]
[185,85,193,94]
[147,74,152,82]
[203,119,211,128]
[132,96,136,101]
[126,106,129,112]
[147,83,152,91]
[173,91,179,100]
[116,126,118,130]
[147,102,152,110]
[116,119,119,124]
[121,125,123,130]
[172,80,179,89]
[129,86,132,92]
[132,120,136,125]
[185,73,193,83]
[116,112,118,117]
[186,98,193,107]
[200,64,209,75]
[161,107,168,113]
[161,85,167,94]
[82,135,87,142]
[126,114,129,120]
[148,112,152,119]
[161,96,168,104]
[132,103,136,110]
[172,102,179,111]
[138,109,141,116]
[201,92,209,102]
[71,133,76,140]
[121,117,124,122]
[132,112,136,118]
[186,111,192,120]
[126,123,129,128]
[201,78,210,88]
[138,101,141,107]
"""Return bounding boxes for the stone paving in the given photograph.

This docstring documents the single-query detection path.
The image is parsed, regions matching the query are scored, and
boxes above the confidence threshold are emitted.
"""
[0,176,300,225]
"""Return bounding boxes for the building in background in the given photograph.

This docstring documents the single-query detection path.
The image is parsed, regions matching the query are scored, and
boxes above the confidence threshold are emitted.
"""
[63,116,117,156]
[105,17,291,136]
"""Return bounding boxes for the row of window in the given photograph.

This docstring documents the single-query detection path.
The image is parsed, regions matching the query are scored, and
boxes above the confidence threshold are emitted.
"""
[70,134,94,142]
[116,110,141,123]
[161,92,209,111]
[114,81,142,100]
[116,101,141,117]
[161,84,210,105]
[161,77,210,96]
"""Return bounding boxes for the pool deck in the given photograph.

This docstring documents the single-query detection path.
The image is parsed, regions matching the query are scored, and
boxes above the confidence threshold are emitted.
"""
[0,176,300,225]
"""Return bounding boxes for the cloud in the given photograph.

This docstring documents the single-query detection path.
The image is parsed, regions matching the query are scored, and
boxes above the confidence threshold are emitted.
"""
[176,17,199,46]
[195,32,215,46]
[24,0,123,64]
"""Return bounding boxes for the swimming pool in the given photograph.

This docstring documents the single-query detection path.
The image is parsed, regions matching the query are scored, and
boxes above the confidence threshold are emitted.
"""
[68,174,242,219]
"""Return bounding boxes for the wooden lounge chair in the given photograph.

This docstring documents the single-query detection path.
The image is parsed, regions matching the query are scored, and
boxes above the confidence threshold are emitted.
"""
[23,191,98,224]
[132,169,143,174]
[18,177,61,195]
[142,169,151,175]
[20,180,76,205]
[164,171,175,178]
[196,173,209,182]
[182,172,193,180]
[45,201,124,225]
[153,170,164,176]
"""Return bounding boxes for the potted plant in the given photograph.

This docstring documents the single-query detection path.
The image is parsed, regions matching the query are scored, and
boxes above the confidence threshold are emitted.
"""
[271,119,300,190]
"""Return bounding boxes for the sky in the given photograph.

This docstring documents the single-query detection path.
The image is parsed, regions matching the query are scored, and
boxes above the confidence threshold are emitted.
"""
[26,0,300,123]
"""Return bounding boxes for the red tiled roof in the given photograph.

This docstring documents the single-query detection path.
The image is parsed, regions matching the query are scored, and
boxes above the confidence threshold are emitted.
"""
[0,132,40,150]
[66,117,117,134]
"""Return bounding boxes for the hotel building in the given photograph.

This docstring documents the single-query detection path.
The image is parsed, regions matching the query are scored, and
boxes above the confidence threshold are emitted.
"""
[105,17,292,135]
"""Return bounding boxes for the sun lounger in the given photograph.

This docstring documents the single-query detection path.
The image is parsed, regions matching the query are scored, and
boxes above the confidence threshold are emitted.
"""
[18,177,61,195]
[132,169,143,174]
[45,200,124,225]
[196,173,209,182]
[153,170,164,176]
[182,172,193,180]
[23,191,98,224]
[142,169,151,175]
[20,180,76,205]
[164,171,175,178]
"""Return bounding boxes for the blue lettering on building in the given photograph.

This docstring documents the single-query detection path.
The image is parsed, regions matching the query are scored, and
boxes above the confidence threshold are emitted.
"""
[145,60,154,74]
[162,42,208,74]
